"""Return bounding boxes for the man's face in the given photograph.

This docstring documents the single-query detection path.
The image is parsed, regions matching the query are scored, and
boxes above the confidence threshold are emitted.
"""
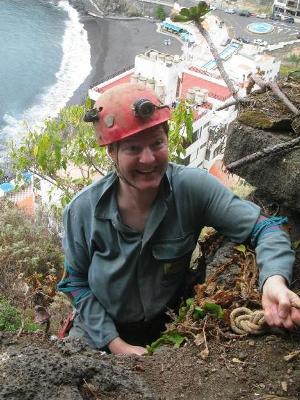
[109,125,169,192]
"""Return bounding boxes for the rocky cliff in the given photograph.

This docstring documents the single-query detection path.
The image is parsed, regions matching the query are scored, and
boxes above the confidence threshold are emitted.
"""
[223,74,300,214]
[67,0,162,17]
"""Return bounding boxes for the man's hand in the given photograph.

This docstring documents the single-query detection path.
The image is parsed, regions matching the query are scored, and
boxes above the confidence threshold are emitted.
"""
[108,337,147,355]
[262,275,300,329]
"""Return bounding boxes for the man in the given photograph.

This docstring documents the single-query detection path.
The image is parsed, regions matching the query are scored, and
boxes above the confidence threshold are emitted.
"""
[58,83,300,355]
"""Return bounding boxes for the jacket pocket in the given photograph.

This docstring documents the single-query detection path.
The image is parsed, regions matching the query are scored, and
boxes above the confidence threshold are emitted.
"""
[152,233,196,277]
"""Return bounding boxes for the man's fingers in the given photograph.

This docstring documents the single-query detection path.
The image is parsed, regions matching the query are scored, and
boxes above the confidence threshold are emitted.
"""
[291,309,300,327]
[277,293,291,319]
[264,304,282,327]
[290,294,300,310]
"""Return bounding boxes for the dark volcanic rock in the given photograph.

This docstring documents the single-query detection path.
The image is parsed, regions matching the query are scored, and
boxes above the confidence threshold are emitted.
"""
[0,338,156,400]
[224,121,300,213]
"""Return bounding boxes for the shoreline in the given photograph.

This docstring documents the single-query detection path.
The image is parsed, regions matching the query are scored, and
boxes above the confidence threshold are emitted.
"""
[68,13,183,105]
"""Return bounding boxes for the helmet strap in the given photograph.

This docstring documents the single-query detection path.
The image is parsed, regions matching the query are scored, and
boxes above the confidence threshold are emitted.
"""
[113,143,141,190]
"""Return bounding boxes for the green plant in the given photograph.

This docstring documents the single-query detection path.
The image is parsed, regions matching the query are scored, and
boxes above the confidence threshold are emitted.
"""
[284,53,300,66]
[9,98,108,215]
[155,5,166,21]
[0,200,63,306]
[0,299,39,332]
[177,297,224,323]
[146,331,186,354]
[168,99,194,163]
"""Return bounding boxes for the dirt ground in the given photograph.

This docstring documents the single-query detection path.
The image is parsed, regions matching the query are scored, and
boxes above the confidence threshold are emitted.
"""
[0,327,299,399]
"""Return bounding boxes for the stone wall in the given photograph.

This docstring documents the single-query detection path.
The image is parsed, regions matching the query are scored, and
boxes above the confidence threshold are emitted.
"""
[224,121,300,213]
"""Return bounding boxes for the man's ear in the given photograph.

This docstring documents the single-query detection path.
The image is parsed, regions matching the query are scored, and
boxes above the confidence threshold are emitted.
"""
[107,144,117,164]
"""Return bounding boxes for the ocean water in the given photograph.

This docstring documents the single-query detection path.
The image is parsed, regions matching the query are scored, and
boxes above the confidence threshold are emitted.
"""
[0,0,91,150]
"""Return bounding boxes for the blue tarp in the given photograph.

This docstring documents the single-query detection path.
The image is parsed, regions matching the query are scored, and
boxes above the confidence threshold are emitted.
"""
[0,182,15,192]
[22,171,32,183]
[162,22,183,33]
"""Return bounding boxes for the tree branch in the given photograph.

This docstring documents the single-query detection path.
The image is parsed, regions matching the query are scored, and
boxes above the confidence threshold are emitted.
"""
[249,74,300,116]
[216,98,251,111]
[226,136,300,172]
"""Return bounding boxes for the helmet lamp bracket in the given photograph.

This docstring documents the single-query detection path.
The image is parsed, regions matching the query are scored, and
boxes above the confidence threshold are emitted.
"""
[132,99,156,119]
[83,107,103,123]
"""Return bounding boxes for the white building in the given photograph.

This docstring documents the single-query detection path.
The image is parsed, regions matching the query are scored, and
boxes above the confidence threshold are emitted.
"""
[273,0,300,18]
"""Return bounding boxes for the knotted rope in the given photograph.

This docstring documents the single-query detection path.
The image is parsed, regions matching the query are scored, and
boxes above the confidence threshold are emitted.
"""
[230,307,266,335]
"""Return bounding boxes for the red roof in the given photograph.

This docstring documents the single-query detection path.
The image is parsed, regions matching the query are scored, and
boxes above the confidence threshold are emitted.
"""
[180,72,231,102]
[96,72,133,93]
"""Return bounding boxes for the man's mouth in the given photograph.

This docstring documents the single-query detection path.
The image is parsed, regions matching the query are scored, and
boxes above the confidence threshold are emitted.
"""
[136,169,156,175]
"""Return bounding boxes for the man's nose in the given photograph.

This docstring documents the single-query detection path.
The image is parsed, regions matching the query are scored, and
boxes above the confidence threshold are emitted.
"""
[139,147,155,163]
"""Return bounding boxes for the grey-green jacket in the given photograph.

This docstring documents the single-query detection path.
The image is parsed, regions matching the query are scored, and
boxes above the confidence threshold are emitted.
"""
[59,163,294,348]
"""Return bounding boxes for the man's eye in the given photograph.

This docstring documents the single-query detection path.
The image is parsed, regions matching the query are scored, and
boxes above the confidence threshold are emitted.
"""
[152,140,164,148]
[127,145,140,153]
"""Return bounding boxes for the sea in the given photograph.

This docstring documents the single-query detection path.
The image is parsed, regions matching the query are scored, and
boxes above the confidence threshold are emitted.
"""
[0,0,91,156]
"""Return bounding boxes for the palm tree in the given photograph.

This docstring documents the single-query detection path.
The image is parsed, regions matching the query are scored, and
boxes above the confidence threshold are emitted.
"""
[172,2,240,100]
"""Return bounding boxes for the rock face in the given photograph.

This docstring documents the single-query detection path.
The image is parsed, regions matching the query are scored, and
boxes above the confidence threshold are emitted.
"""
[223,121,300,213]
[67,0,151,17]
[0,337,156,400]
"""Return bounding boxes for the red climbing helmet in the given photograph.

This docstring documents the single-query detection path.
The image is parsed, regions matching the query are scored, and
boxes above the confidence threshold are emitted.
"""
[84,82,170,146]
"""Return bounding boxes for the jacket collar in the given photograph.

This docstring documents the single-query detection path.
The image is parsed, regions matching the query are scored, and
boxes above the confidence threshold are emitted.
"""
[94,164,173,221]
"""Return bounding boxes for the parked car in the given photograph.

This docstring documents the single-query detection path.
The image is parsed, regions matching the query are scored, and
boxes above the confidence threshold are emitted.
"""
[257,13,267,19]
[269,14,281,20]
[210,5,217,10]
[253,38,267,46]
[282,15,295,23]
[238,10,251,17]
[236,36,250,44]
[224,8,235,14]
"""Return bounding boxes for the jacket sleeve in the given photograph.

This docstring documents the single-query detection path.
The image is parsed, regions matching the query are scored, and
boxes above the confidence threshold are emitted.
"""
[250,216,294,289]
[57,205,119,349]
[198,172,295,290]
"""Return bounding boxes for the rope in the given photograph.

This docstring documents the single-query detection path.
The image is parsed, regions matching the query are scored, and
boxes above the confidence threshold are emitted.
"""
[230,307,266,335]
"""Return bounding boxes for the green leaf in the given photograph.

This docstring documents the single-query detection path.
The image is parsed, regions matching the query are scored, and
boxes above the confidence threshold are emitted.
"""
[235,244,246,254]
[292,240,300,249]
[146,331,186,354]
[203,302,224,319]
[186,297,195,307]
[193,306,205,320]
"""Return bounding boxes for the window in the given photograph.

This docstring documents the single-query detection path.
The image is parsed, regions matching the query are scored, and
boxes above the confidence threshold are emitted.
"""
[192,127,202,142]
[205,149,211,161]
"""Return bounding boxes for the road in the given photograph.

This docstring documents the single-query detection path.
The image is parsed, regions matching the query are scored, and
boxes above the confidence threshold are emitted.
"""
[136,0,197,8]
[213,10,300,44]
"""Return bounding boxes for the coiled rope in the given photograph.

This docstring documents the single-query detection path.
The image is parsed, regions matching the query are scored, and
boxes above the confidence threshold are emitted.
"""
[230,307,266,335]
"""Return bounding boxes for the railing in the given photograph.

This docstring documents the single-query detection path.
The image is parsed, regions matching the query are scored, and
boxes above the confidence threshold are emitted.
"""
[5,188,33,203]
[90,65,134,89]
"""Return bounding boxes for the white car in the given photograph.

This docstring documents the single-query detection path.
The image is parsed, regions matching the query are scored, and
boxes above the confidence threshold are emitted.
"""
[225,8,235,14]
[257,13,267,19]
[253,38,267,46]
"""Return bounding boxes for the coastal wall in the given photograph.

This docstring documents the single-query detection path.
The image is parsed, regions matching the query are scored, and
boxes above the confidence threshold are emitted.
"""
[68,0,171,17]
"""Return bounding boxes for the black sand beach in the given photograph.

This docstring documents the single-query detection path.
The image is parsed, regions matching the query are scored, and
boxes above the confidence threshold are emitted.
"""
[69,16,183,105]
